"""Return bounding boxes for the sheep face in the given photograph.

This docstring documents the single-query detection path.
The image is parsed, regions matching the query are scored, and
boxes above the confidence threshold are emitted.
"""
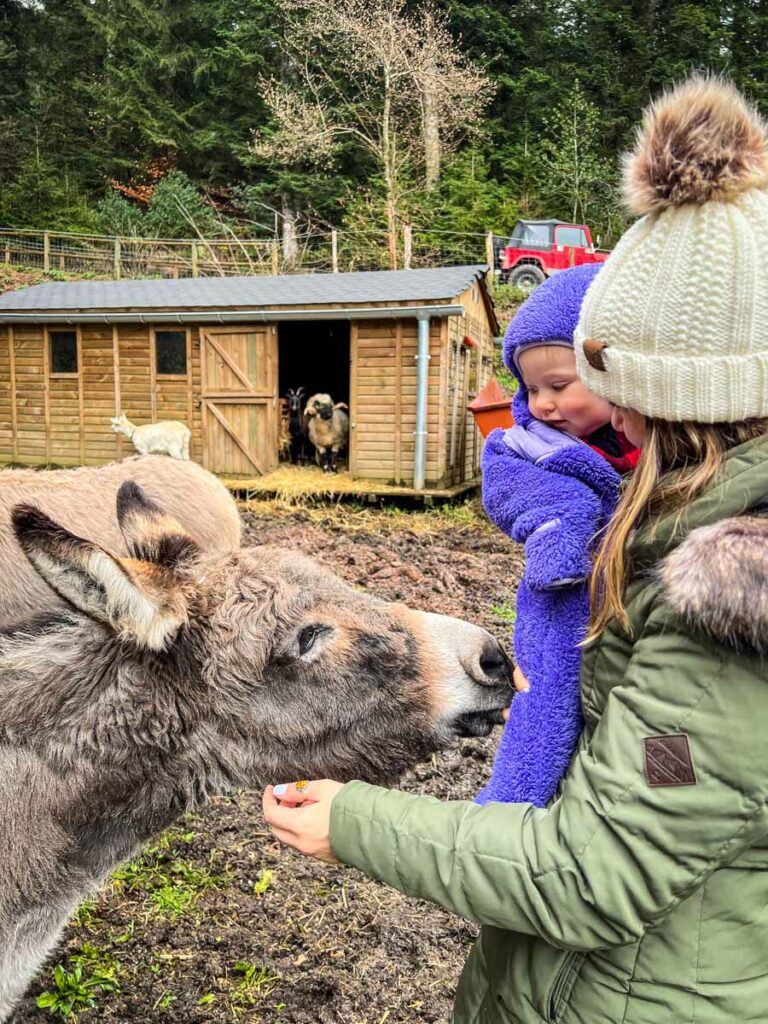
[305,392,335,421]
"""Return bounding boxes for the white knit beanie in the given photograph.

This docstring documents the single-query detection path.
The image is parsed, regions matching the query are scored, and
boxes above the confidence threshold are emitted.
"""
[575,75,768,423]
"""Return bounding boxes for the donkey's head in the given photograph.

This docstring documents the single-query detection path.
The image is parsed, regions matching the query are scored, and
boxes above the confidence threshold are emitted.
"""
[8,483,512,792]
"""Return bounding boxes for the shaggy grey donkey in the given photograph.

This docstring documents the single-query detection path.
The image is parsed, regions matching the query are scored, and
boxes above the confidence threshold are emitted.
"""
[0,482,512,1019]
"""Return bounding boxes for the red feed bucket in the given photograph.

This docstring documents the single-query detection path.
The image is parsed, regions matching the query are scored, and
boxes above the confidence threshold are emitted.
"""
[468,378,514,439]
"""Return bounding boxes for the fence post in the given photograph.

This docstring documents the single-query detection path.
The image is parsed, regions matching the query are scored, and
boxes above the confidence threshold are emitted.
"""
[485,230,495,280]
[568,246,575,267]
[331,229,339,272]
[403,224,412,270]
[270,241,279,276]
[191,242,199,278]
[43,231,50,272]
[113,238,121,280]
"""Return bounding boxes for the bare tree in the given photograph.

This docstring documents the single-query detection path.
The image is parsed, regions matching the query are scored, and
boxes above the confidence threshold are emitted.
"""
[253,0,491,266]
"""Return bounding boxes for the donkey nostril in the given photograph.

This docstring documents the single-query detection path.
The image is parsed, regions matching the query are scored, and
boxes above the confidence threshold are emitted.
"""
[479,641,512,684]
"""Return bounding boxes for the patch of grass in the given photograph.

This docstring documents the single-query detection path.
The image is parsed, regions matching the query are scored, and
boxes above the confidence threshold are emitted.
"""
[231,961,280,1008]
[111,828,224,920]
[490,601,517,624]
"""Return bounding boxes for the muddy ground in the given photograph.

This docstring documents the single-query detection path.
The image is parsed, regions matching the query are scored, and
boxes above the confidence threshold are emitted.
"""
[13,498,524,1024]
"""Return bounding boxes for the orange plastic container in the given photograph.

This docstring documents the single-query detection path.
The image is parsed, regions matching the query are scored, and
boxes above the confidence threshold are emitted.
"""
[468,378,514,438]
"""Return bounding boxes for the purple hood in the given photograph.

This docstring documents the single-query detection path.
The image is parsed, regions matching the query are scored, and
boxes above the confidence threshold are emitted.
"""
[503,264,602,428]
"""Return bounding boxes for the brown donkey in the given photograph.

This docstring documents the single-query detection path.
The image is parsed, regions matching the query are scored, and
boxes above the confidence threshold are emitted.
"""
[0,482,512,1020]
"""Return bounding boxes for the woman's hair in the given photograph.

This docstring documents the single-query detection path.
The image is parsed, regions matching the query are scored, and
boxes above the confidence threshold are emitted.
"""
[587,417,768,640]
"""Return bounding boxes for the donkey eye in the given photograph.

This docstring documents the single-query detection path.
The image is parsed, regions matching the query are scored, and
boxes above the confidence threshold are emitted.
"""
[298,625,327,656]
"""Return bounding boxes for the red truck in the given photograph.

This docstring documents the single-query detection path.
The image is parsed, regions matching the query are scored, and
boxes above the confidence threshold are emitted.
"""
[497,219,609,292]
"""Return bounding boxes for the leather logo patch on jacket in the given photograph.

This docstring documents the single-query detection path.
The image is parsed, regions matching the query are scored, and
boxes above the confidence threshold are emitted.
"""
[644,734,697,786]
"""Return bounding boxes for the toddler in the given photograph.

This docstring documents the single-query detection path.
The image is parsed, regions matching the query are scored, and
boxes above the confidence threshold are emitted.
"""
[478,263,638,806]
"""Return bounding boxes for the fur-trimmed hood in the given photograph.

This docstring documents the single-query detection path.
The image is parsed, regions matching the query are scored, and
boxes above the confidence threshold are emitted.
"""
[659,513,768,655]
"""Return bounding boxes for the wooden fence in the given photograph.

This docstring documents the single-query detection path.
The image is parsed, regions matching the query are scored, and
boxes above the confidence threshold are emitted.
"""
[0,226,499,280]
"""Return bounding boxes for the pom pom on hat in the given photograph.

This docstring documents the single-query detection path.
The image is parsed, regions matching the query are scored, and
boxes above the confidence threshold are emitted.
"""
[623,74,768,215]
[575,74,768,423]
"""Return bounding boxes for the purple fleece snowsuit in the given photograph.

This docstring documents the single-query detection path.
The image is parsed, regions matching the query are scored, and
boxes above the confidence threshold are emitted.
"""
[477,265,621,807]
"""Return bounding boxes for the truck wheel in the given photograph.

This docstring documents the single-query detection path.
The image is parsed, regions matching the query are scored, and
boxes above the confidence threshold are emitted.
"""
[509,264,545,293]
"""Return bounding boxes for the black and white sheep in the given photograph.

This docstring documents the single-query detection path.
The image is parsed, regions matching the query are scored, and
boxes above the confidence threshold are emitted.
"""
[304,392,349,473]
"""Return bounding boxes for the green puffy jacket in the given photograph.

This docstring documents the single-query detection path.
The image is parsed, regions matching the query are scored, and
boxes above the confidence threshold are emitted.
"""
[330,433,768,1024]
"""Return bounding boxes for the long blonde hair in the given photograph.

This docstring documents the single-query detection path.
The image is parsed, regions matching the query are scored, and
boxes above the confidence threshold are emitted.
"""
[587,417,768,641]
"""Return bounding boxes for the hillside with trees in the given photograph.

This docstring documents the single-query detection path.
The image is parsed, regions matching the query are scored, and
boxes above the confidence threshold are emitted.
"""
[2,0,767,252]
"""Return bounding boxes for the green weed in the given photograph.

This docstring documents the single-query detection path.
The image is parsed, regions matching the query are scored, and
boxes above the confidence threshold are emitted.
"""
[70,898,98,930]
[36,960,119,1020]
[253,868,274,896]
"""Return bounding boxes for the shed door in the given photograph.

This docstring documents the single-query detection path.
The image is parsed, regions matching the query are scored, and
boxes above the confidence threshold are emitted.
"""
[199,326,278,476]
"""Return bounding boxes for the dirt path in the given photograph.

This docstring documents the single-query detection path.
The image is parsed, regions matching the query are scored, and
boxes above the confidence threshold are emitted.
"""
[14,500,523,1024]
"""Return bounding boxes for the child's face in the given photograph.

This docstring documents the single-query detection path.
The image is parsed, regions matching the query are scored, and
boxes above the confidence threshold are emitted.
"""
[517,344,613,437]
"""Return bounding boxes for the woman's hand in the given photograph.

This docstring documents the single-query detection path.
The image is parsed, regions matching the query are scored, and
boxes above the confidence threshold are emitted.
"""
[262,779,346,864]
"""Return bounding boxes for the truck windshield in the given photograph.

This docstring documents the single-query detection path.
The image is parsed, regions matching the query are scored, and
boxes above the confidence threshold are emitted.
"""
[554,226,588,247]
[508,222,551,249]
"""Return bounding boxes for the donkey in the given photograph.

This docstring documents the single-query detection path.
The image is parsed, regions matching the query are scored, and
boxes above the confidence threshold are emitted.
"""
[0,482,512,1019]
[0,455,241,628]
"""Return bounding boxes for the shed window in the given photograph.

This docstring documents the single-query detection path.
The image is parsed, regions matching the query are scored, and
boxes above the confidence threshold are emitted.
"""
[50,331,78,374]
[155,331,188,375]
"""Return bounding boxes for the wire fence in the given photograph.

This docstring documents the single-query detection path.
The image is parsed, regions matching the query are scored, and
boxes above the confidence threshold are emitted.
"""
[0,225,501,280]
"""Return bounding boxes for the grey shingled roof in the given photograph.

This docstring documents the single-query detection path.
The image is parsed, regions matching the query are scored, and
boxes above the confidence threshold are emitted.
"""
[0,265,488,312]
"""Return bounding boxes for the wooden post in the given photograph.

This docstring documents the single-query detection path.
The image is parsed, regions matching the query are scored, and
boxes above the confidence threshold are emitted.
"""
[191,243,199,278]
[270,242,279,276]
[403,224,412,270]
[113,325,123,460]
[199,329,209,470]
[485,230,495,282]
[149,329,157,423]
[76,327,85,464]
[8,327,17,462]
[394,321,403,483]
[3,240,9,265]
[331,230,339,273]
[568,245,575,267]
[43,232,50,272]
[42,328,51,463]
[114,238,121,280]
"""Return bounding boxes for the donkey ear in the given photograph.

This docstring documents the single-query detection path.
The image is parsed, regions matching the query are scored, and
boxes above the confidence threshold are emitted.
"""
[12,504,187,651]
[116,481,199,568]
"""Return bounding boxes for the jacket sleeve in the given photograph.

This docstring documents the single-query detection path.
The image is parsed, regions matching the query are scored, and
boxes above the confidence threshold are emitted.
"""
[330,597,768,951]
[482,430,603,587]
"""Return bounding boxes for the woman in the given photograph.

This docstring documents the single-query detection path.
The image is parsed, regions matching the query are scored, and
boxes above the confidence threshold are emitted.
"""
[263,75,768,1022]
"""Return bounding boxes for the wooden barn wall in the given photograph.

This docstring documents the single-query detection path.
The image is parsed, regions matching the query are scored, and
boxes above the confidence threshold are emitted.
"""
[0,324,202,467]
[445,284,495,488]
[351,318,444,485]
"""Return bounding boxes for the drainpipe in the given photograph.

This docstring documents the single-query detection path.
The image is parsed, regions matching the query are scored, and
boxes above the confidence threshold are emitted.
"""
[413,314,430,491]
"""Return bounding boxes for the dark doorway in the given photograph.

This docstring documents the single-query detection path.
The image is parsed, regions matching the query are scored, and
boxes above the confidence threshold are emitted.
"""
[278,320,350,405]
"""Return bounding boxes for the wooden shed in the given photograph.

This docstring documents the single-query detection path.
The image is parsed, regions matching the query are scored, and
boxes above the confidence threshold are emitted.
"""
[0,266,498,490]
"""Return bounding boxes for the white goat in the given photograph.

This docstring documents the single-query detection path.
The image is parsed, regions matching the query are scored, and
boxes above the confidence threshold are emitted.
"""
[110,413,190,460]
